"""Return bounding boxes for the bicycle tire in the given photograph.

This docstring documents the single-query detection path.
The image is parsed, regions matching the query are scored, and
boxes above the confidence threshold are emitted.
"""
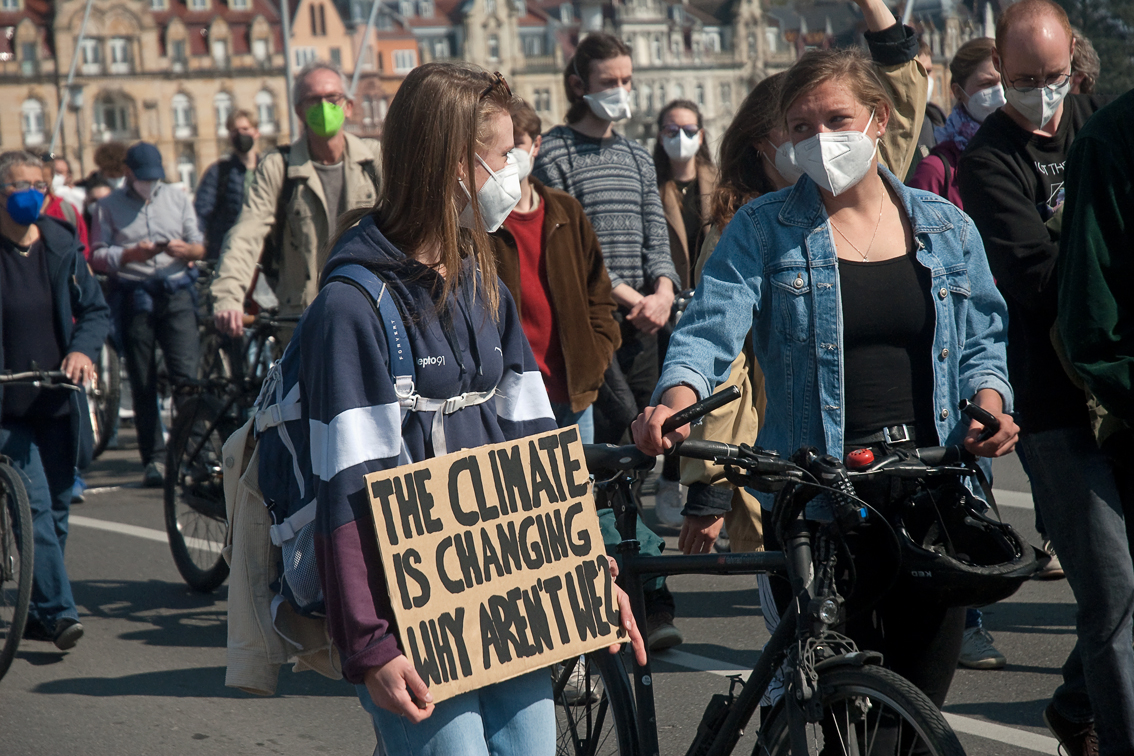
[197,331,234,384]
[755,665,966,756]
[0,462,34,681]
[89,341,121,460]
[164,394,233,592]
[554,650,640,756]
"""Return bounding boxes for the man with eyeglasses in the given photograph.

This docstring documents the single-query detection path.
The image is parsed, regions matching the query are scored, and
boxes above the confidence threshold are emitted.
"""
[210,61,381,338]
[957,2,1121,755]
[90,142,206,488]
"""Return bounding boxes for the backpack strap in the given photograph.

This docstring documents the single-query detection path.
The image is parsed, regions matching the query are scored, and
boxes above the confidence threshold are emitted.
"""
[937,153,954,200]
[359,158,380,195]
[260,145,296,282]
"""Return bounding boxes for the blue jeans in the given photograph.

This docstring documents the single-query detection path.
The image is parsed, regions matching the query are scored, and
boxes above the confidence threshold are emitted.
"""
[1018,427,1134,754]
[356,670,554,756]
[0,416,79,627]
[550,403,594,445]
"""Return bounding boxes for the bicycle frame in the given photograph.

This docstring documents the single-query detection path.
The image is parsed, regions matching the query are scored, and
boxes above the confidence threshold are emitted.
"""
[601,466,859,756]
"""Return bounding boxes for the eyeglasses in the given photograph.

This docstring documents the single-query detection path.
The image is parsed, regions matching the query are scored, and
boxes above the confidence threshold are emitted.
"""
[481,71,512,100]
[660,124,701,139]
[1004,72,1072,92]
[1,181,49,193]
[299,93,348,109]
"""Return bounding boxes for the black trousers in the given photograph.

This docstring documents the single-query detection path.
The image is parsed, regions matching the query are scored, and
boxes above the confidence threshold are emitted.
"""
[594,314,659,445]
[120,287,200,465]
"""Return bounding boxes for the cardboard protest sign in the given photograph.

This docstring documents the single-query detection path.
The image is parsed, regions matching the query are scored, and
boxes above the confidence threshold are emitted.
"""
[364,426,623,702]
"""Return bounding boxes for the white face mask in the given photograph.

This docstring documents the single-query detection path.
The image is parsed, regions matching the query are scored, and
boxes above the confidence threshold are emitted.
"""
[109,176,126,189]
[459,152,521,233]
[791,110,878,196]
[770,140,806,184]
[661,129,701,161]
[583,86,632,122]
[132,180,157,200]
[963,84,1006,123]
[1003,78,1071,130]
[51,174,66,193]
[511,143,535,182]
[927,77,935,102]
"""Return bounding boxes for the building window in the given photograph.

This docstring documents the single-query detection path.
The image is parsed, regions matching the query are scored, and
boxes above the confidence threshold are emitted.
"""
[177,150,197,190]
[485,0,496,14]
[170,39,187,69]
[720,82,732,108]
[80,38,102,74]
[252,37,269,62]
[642,84,653,114]
[150,0,167,8]
[418,0,432,17]
[393,48,416,73]
[522,35,542,57]
[172,93,195,138]
[657,83,665,107]
[94,93,135,139]
[189,0,208,9]
[671,36,681,57]
[651,36,662,63]
[1,0,20,9]
[674,82,684,100]
[695,83,704,106]
[513,0,524,14]
[231,0,249,8]
[21,99,45,146]
[433,38,450,59]
[532,88,550,112]
[214,91,233,135]
[310,3,327,36]
[705,31,721,53]
[255,90,277,135]
[559,2,571,24]
[487,34,499,62]
[399,0,413,17]
[330,47,341,66]
[212,39,228,67]
[294,47,317,68]
[109,37,131,73]
[361,96,373,127]
[20,41,36,76]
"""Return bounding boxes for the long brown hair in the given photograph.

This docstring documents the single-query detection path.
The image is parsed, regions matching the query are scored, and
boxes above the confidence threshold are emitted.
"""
[709,72,785,228]
[779,48,893,128]
[564,33,632,124]
[336,62,515,316]
[948,37,996,91]
[652,99,713,185]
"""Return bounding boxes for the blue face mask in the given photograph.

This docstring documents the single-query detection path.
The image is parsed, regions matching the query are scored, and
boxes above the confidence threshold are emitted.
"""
[6,188,43,226]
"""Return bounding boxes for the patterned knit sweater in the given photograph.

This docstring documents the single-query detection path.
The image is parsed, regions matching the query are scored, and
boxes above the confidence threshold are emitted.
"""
[534,125,678,293]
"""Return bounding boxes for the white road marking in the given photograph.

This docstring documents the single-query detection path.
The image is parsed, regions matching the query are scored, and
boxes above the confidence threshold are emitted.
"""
[654,648,1060,754]
[992,489,1035,511]
[69,515,223,554]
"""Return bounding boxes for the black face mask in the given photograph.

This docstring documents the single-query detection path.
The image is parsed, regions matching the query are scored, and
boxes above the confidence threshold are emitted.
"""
[232,132,256,154]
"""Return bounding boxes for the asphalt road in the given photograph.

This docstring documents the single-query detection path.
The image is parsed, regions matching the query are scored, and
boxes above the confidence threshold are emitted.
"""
[0,428,1074,756]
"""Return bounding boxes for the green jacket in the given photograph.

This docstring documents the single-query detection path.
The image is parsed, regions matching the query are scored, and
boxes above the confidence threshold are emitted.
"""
[1057,89,1134,435]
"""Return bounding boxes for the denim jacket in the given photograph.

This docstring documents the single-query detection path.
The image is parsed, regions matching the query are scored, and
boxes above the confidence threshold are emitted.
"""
[655,167,1013,480]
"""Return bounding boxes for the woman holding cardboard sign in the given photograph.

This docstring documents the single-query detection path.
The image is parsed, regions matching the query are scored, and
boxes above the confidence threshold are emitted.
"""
[294,63,645,755]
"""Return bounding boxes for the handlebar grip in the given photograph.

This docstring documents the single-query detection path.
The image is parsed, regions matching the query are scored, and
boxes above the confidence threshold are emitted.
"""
[675,439,741,461]
[661,386,742,434]
[913,446,965,465]
[958,398,1001,441]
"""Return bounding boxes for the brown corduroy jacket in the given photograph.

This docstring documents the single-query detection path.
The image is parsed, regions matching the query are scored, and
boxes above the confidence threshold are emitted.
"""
[491,179,621,413]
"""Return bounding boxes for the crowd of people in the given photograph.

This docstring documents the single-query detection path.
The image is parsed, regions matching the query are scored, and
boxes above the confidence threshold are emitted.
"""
[4,0,1134,752]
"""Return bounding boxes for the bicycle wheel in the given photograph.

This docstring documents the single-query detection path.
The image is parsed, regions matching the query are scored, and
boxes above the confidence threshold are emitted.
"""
[197,331,234,384]
[0,462,34,680]
[164,394,233,592]
[89,341,121,460]
[554,651,639,756]
[756,665,965,756]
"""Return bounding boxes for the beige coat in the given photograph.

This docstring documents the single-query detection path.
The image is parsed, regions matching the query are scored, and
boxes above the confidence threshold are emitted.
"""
[677,57,926,553]
[210,132,382,317]
[659,161,719,289]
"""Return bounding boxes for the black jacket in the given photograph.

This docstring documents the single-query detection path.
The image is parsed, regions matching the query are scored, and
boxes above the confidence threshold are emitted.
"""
[957,94,1106,432]
[0,216,111,466]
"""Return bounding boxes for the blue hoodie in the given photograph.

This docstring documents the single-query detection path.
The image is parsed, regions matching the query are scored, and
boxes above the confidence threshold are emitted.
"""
[296,215,556,683]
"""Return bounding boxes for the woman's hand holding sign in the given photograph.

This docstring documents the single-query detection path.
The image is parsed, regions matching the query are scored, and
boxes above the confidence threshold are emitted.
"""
[606,556,648,666]
[365,656,436,721]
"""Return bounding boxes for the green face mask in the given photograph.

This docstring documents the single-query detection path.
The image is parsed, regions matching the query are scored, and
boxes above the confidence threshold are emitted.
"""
[305,101,345,138]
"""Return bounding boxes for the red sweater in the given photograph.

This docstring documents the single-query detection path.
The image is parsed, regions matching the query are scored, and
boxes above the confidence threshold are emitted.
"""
[44,196,90,259]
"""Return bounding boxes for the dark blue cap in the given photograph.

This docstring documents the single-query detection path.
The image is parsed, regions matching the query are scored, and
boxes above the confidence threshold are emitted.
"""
[124,142,166,181]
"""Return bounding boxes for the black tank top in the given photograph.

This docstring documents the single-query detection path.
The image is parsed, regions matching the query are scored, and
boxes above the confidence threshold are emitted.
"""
[838,250,935,435]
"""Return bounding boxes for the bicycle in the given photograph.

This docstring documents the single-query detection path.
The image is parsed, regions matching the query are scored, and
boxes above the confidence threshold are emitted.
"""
[554,390,1026,756]
[163,311,298,592]
[0,370,81,680]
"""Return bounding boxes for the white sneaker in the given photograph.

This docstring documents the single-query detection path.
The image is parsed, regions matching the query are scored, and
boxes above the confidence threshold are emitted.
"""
[959,626,1007,669]
[654,479,685,527]
[1035,539,1065,580]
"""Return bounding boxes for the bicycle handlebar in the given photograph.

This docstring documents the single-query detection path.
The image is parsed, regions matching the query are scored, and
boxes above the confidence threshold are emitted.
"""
[661,386,742,434]
[0,370,80,390]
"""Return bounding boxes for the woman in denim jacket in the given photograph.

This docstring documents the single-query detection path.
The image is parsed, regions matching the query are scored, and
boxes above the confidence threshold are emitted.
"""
[634,48,1018,709]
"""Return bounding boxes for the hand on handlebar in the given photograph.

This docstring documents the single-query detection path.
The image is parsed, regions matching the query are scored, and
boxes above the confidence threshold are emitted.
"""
[962,389,1019,458]
[214,309,245,337]
[632,386,698,455]
[60,352,96,388]
[678,514,725,555]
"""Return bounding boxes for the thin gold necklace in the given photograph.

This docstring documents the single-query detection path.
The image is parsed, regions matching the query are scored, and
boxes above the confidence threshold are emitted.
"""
[829,186,886,262]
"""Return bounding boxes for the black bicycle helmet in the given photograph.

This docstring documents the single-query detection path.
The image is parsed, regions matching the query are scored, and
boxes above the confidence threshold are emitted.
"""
[890,478,1046,607]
